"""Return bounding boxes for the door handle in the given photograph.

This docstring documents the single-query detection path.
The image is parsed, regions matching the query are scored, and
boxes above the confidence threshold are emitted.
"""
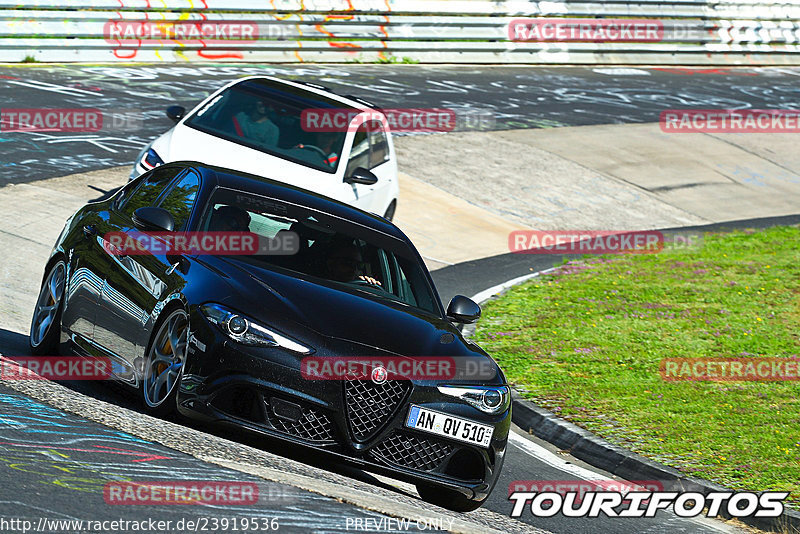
[166,254,189,276]
[83,225,97,238]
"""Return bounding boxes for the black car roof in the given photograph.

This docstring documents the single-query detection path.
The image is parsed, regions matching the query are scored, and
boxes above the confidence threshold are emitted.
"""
[179,161,407,241]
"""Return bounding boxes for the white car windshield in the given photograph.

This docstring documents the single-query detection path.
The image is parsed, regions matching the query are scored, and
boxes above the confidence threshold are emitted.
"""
[184,79,353,174]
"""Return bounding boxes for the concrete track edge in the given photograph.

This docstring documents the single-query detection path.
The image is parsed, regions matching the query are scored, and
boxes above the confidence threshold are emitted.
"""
[0,357,534,534]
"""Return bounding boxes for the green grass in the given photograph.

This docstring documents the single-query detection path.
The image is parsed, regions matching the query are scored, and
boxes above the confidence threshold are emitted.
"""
[474,227,800,506]
[378,55,419,64]
[346,55,420,64]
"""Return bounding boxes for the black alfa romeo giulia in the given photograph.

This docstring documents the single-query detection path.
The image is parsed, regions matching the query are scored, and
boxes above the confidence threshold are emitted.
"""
[29,161,510,511]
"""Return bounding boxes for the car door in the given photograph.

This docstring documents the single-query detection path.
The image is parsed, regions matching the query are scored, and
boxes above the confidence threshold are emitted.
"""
[61,205,127,346]
[63,170,175,349]
[339,121,384,213]
[364,120,396,214]
[91,166,197,380]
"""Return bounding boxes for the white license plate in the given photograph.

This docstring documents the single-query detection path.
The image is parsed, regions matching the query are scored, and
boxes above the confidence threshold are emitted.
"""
[405,405,493,448]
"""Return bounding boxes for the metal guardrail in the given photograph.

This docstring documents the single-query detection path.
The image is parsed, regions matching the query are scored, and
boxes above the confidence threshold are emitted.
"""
[0,1,799,64]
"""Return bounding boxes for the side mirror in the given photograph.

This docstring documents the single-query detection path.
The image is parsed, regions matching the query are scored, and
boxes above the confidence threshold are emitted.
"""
[133,207,175,232]
[446,295,481,324]
[166,105,186,122]
[345,167,378,186]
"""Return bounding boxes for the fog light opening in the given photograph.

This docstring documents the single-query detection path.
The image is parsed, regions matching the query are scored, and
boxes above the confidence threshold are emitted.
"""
[212,386,261,423]
[443,448,484,481]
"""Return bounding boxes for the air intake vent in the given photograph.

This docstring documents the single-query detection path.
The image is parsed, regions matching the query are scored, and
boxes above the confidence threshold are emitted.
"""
[344,371,410,442]
[371,432,454,472]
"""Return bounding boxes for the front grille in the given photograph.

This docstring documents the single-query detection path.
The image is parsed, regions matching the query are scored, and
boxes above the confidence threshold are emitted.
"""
[371,432,454,472]
[264,397,335,444]
[344,372,410,442]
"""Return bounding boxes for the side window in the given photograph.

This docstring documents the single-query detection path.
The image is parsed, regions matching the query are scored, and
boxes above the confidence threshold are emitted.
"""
[157,171,201,232]
[388,252,417,306]
[119,166,182,220]
[345,124,370,178]
[376,249,395,295]
[113,179,142,210]
[396,262,418,307]
[368,121,389,169]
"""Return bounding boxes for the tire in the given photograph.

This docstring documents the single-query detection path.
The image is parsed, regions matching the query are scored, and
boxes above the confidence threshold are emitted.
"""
[29,260,66,356]
[383,200,397,222]
[416,483,484,512]
[141,307,189,417]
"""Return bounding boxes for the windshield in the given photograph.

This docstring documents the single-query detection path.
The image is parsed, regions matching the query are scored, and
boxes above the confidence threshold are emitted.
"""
[184,79,352,174]
[199,187,441,316]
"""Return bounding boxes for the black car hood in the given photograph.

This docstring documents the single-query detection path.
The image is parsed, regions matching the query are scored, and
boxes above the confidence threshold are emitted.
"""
[212,257,480,359]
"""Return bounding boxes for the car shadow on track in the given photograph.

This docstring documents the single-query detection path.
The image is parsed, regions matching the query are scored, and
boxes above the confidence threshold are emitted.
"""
[0,326,417,501]
[0,328,27,355]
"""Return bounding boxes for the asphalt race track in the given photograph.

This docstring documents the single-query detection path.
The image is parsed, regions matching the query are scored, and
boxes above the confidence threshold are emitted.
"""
[0,383,414,533]
[0,333,736,534]
[2,64,800,184]
[1,64,793,533]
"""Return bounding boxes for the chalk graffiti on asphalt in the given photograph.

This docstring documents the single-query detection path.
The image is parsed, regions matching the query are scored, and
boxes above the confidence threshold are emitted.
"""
[2,65,800,183]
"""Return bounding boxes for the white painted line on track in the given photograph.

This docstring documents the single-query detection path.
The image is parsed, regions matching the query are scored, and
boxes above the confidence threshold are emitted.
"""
[508,431,739,533]
[470,267,558,305]
[508,431,606,481]
[8,79,103,97]
[422,254,455,266]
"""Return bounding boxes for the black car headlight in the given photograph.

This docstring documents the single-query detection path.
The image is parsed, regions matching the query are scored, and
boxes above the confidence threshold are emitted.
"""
[437,385,510,414]
[200,303,313,354]
[141,148,164,170]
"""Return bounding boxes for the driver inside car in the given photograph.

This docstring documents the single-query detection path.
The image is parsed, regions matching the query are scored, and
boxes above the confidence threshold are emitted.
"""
[294,133,340,169]
[325,239,382,287]
[209,205,251,232]
[233,98,279,147]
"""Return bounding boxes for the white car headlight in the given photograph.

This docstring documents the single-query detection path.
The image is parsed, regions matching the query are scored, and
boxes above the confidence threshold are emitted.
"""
[437,385,510,414]
[200,303,313,354]
[141,148,165,170]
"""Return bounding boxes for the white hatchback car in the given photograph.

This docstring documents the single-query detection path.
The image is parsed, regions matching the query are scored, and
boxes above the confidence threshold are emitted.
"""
[131,76,399,220]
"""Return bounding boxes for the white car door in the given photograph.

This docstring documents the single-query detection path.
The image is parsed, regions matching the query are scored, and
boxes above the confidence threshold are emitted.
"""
[364,120,396,215]
[338,120,394,215]
[339,122,377,213]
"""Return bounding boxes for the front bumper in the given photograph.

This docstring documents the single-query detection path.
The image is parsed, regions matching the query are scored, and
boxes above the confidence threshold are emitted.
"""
[130,141,153,180]
[176,313,510,502]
